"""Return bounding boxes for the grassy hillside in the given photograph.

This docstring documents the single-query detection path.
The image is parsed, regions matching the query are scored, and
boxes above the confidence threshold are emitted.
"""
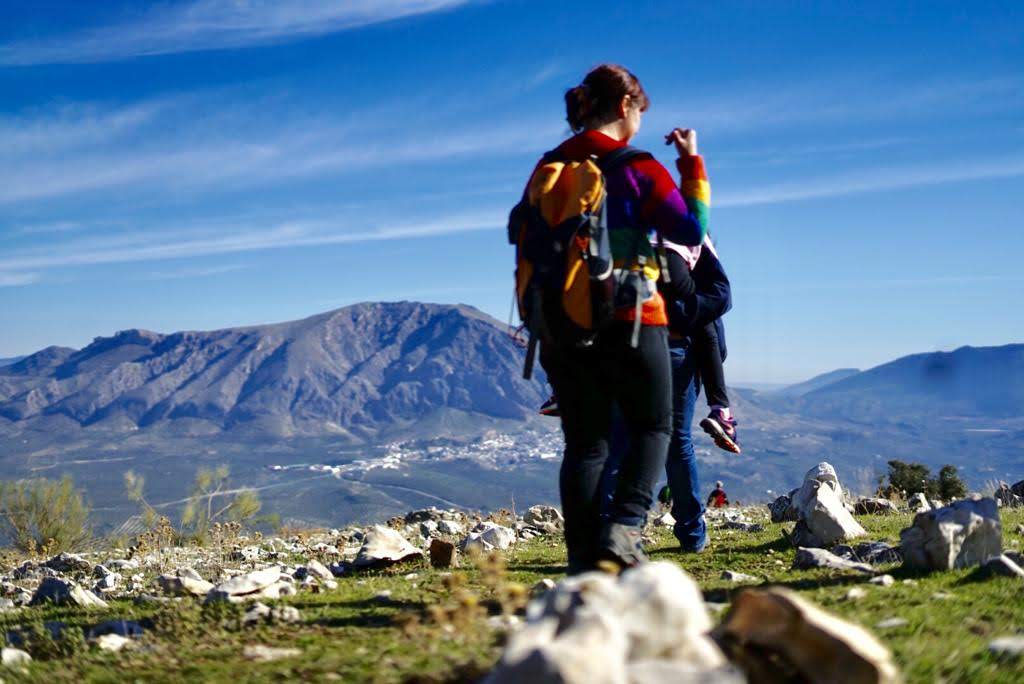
[3,509,1023,683]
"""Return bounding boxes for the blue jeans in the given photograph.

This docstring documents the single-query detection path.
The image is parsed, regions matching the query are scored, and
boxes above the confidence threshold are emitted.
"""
[666,342,707,550]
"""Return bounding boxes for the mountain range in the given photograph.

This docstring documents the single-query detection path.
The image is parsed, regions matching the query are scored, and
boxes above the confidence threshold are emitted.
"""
[1,302,1021,532]
[0,302,547,442]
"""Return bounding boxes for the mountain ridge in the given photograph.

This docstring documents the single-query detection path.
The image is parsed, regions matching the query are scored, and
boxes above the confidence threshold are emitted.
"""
[0,301,546,441]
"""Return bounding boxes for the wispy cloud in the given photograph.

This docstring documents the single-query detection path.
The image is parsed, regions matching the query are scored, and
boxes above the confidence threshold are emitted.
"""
[144,263,251,280]
[717,155,1024,207]
[0,94,555,205]
[0,272,41,287]
[0,0,474,66]
[0,209,503,279]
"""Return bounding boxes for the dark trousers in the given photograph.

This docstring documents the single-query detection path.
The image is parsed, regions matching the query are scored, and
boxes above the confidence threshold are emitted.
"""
[691,322,729,409]
[541,324,672,567]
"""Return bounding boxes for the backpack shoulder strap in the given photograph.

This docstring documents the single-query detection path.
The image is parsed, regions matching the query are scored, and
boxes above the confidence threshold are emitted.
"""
[597,145,652,173]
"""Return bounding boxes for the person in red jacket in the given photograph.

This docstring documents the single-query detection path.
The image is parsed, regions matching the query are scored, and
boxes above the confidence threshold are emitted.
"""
[706,481,729,508]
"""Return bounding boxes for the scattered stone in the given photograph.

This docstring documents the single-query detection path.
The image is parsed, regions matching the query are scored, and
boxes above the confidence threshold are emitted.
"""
[989,636,1024,660]
[462,522,517,553]
[437,520,463,536]
[975,553,1024,579]
[93,634,133,652]
[487,563,726,683]
[243,645,302,662]
[87,619,145,640]
[354,526,424,568]
[295,559,333,582]
[769,490,800,523]
[792,548,872,574]
[720,570,759,583]
[653,511,676,527]
[44,552,93,574]
[429,539,458,569]
[853,498,900,516]
[523,505,564,535]
[831,541,902,566]
[899,497,1002,571]
[868,575,895,587]
[721,521,763,533]
[1,647,32,669]
[908,493,932,514]
[715,587,900,684]
[844,587,867,601]
[29,577,108,608]
[206,566,285,603]
[931,592,954,600]
[875,618,908,630]
[158,569,215,597]
[790,463,866,548]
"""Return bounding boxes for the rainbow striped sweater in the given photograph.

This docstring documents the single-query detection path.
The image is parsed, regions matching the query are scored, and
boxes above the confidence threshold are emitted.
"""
[555,131,710,326]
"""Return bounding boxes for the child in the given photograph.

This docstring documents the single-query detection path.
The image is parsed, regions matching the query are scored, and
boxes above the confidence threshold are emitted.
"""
[661,233,741,454]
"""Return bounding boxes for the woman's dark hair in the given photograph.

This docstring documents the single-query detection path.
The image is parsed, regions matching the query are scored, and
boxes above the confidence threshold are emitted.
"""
[565,64,650,133]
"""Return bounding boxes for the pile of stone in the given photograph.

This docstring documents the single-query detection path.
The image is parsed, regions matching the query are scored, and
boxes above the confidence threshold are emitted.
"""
[787,463,866,548]
[485,562,901,684]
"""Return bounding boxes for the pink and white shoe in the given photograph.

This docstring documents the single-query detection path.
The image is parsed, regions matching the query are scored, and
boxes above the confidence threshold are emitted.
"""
[700,408,741,454]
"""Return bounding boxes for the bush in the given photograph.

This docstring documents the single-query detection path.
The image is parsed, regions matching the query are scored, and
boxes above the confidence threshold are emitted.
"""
[181,465,262,543]
[0,475,92,553]
[938,464,968,500]
[879,460,968,502]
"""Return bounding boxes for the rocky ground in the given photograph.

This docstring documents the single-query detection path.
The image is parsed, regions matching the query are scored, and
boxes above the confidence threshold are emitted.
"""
[1,465,1024,683]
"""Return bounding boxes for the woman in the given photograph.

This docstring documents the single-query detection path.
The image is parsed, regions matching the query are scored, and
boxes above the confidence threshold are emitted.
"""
[538,64,708,571]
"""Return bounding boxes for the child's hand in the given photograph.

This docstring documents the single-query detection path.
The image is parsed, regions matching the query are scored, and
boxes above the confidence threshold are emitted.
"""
[665,128,698,157]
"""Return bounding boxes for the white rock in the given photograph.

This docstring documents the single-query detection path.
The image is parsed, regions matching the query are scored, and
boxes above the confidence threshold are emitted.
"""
[1,647,32,669]
[720,570,759,583]
[523,505,564,534]
[206,566,283,603]
[869,575,895,587]
[908,492,932,514]
[791,467,866,548]
[462,522,517,553]
[29,578,108,608]
[652,512,676,528]
[438,520,463,536]
[875,617,908,630]
[844,587,867,601]
[158,572,214,597]
[243,645,302,662]
[989,636,1024,660]
[899,497,1002,571]
[354,526,424,568]
[93,634,133,652]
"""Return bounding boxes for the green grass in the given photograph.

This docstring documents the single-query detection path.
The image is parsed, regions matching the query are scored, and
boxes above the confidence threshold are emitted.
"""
[3,510,1024,683]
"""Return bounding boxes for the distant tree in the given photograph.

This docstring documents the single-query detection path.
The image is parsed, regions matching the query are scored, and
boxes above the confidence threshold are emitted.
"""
[884,460,938,498]
[0,476,91,553]
[181,465,261,542]
[937,464,968,501]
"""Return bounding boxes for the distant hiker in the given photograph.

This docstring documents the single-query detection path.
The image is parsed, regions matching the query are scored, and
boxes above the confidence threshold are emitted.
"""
[706,481,729,508]
[508,64,707,572]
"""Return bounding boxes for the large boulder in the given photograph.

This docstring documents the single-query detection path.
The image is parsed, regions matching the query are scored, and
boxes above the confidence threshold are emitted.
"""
[791,464,866,548]
[715,587,900,684]
[353,526,423,568]
[899,497,1002,571]
[485,562,730,684]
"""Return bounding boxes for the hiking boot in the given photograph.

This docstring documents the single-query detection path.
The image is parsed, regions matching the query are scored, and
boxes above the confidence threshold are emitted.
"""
[700,409,741,454]
[539,395,560,417]
[597,522,648,570]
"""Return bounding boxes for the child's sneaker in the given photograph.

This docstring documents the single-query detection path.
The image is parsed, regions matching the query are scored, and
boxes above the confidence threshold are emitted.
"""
[539,395,560,417]
[700,408,741,454]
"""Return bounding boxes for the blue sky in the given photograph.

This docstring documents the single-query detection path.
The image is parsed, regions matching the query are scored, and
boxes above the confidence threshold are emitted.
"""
[1,0,1021,383]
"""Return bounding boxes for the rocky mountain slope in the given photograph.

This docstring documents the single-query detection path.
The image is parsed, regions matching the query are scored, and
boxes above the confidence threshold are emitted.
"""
[0,302,546,441]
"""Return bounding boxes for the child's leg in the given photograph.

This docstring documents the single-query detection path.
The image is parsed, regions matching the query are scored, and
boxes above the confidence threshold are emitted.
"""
[693,322,730,414]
